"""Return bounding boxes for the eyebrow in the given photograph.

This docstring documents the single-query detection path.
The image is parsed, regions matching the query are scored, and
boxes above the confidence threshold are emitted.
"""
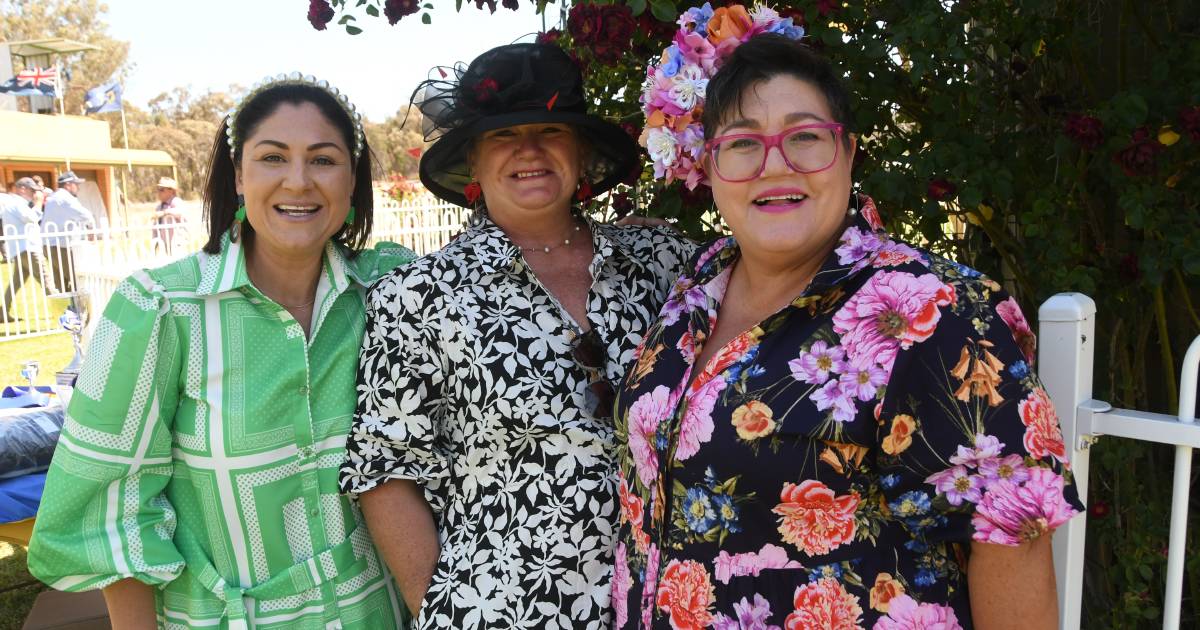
[253,139,346,153]
[720,111,829,133]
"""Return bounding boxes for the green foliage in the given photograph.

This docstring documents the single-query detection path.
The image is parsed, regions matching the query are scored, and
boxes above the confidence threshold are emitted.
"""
[554,0,1200,626]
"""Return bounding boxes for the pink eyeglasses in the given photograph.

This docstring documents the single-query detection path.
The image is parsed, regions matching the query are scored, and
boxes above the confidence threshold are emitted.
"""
[705,123,845,182]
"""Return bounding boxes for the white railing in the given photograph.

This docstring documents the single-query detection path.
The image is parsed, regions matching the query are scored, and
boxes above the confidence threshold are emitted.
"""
[0,194,471,341]
[1042,293,1199,630]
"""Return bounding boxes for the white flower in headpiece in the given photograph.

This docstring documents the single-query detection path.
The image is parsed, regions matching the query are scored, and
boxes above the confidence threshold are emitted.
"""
[668,65,709,111]
[750,3,781,26]
[646,127,680,167]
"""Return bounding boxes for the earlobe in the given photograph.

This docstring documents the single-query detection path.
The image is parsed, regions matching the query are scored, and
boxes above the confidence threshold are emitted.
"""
[234,165,244,196]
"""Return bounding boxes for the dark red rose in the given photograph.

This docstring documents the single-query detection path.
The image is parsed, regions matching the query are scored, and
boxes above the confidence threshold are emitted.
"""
[1113,126,1164,177]
[307,0,335,30]
[502,0,519,10]
[1063,114,1104,150]
[568,4,603,45]
[816,0,840,16]
[384,0,420,24]
[611,192,635,218]
[473,0,498,13]
[592,43,623,66]
[600,4,636,46]
[636,11,677,44]
[473,77,499,103]
[927,179,957,201]
[536,29,562,45]
[1088,500,1110,519]
[1118,253,1140,282]
[1179,106,1200,143]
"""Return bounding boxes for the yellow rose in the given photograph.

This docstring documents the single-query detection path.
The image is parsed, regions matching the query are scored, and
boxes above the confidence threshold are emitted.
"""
[731,400,776,440]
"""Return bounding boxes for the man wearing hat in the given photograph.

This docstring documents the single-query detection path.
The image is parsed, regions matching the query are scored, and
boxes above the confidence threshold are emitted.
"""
[153,176,185,254]
[41,171,96,294]
[0,177,49,321]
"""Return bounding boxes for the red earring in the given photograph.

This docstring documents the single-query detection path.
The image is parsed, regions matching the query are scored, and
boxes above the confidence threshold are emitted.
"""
[574,180,593,202]
[464,181,483,204]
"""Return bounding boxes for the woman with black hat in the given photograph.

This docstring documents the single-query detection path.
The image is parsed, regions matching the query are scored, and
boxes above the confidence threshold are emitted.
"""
[339,43,695,628]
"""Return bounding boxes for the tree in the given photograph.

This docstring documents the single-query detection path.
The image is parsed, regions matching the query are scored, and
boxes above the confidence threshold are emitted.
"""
[365,105,426,178]
[0,0,131,115]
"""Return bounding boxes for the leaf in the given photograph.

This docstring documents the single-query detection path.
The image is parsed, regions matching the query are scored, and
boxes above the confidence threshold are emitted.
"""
[422,12,432,24]
[628,0,647,16]
[366,4,379,16]
[339,14,355,24]
[649,0,677,23]
[345,24,363,34]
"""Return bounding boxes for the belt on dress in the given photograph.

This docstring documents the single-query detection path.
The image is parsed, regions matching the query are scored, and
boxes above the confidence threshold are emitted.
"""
[176,525,369,629]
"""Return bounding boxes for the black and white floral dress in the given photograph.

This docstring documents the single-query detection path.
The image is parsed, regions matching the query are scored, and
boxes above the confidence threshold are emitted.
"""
[340,214,695,629]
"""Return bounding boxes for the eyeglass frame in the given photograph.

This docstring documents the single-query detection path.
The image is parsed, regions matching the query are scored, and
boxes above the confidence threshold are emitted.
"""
[704,122,846,183]
[571,327,617,420]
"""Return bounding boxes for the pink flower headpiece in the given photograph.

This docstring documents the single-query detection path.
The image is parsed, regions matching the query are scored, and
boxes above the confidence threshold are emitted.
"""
[640,3,805,189]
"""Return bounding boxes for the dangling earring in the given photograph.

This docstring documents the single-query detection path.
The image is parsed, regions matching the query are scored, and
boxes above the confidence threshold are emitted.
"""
[345,205,356,225]
[464,181,483,205]
[232,195,246,241]
[575,179,593,202]
[847,190,860,216]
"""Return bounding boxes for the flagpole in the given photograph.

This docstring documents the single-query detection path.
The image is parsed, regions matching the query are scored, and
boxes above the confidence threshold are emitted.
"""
[55,60,65,116]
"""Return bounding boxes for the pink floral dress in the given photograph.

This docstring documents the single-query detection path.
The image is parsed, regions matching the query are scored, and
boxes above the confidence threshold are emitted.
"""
[612,196,1082,629]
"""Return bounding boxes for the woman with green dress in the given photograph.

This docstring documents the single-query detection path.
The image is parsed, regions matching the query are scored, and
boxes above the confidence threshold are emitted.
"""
[27,75,415,629]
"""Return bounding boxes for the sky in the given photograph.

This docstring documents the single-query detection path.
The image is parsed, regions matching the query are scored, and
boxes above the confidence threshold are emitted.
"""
[102,0,557,122]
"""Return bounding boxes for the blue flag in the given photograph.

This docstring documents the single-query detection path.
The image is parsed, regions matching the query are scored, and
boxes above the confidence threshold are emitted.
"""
[84,81,123,114]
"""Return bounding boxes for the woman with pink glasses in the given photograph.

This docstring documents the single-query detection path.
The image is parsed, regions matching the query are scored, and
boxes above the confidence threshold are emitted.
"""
[611,32,1081,629]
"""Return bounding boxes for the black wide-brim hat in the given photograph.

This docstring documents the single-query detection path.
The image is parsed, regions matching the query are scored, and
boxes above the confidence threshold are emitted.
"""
[416,43,639,208]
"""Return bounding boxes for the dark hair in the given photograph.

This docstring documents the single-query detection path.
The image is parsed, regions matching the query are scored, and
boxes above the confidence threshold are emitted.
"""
[202,84,374,256]
[702,34,856,147]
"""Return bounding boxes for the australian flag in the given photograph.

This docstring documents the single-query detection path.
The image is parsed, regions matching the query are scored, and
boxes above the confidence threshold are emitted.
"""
[0,67,58,96]
[84,81,123,114]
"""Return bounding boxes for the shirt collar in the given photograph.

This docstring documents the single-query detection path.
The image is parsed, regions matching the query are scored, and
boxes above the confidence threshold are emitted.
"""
[196,229,364,298]
[461,212,624,277]
[689,193,891,298]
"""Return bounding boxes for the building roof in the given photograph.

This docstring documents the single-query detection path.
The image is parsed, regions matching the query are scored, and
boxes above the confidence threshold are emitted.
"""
[0,111,174,167]
[3,38,101,58]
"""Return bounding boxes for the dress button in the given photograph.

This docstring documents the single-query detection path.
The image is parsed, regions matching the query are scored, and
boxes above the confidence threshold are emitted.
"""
[298,446,313,459]
[309,507,320,517]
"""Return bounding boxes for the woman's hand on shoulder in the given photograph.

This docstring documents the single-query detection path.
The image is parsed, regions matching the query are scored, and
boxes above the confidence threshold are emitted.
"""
[615,215,674,230]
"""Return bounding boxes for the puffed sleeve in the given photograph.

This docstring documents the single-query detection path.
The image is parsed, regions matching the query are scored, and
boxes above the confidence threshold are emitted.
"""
[28,270,185,590]
[874,272,1083,547]
[339,268,450,514]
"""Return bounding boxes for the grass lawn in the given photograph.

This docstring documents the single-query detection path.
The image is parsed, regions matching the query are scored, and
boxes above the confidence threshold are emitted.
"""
[0,334,76,627]
[0,543,42,630]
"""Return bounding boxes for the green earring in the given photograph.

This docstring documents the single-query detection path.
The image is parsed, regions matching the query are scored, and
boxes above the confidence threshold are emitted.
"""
[345,206,356,225]
[235,205,247,222]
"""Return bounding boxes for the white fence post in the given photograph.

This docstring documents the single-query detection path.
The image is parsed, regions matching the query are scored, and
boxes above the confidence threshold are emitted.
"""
[1163,337,1199,630]
[1039,292,1096,630]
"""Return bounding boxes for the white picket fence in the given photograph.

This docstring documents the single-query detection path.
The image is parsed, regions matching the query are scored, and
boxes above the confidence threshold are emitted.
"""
[1042,293,1198,629]
[0,194,470,341]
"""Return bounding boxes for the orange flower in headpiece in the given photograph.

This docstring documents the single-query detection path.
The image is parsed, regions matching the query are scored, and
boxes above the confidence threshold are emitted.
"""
[706,5,753,45]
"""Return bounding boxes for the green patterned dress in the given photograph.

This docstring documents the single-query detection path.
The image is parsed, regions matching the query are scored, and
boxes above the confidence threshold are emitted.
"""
[28,232,415,629]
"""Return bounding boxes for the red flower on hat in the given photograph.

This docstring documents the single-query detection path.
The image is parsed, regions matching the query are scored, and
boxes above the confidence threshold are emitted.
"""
[307,0,335,30]
[474,77,499,103]
[383,0,419,24]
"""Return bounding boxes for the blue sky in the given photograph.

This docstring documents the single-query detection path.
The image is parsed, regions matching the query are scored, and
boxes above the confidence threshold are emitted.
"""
[103,0,555,121]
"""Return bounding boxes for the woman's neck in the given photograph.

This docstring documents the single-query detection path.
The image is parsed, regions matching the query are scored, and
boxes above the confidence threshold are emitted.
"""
[731,228,843,315]
[488,202,579,249]
[244,240,323,308]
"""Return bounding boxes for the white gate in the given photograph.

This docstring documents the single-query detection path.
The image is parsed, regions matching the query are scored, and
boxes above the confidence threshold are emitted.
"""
[1041,293,1199,629]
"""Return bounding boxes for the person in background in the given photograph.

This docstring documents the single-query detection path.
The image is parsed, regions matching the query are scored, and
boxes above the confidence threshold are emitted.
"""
[0,177,48,322]
[40,171,96,294]
[153,176,186,254]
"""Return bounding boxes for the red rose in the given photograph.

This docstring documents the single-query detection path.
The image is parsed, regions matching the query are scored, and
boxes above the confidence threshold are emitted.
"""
[306,0,335,30]
[536,29,562,45]
[1113,126,1164,177]
[568,3,603,45]
[1089,500,1110,520]
[383,0,419,24]
[927,178,957,201]
[1063,114,1105,150]
[655,560,715,630]
[1179,106,1200,143]
[600,4,636,46]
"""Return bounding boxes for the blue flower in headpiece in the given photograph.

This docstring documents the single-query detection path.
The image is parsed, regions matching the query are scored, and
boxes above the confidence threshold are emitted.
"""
[766,18,806,40]
[661,44,685,78]
[678,3,715,37]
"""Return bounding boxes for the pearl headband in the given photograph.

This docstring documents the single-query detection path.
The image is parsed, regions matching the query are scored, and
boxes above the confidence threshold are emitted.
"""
[225,72,365,161]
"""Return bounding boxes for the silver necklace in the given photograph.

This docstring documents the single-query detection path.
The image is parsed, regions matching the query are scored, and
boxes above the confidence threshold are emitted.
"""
[518,224,583,254]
